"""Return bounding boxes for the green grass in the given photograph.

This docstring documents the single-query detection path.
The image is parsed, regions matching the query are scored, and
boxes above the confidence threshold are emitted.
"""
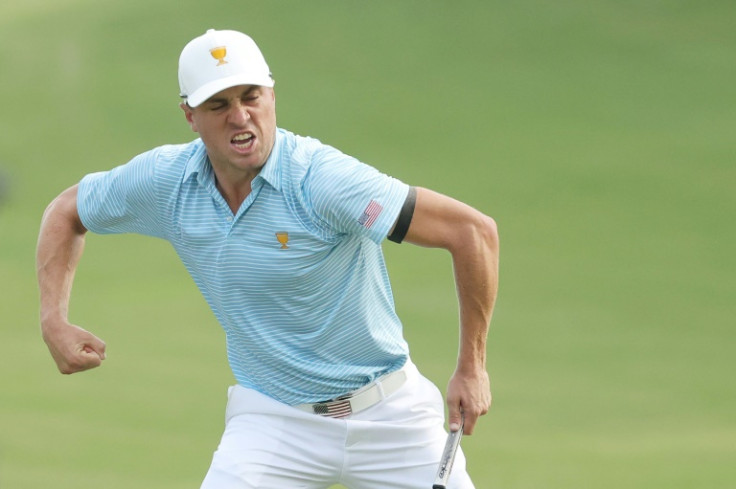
[1,1,734,488]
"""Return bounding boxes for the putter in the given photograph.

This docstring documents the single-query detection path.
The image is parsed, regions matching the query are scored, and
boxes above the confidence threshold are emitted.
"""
[432,417,464,489]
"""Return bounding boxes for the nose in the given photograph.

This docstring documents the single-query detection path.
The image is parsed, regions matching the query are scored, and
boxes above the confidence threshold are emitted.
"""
[228,101,250,125]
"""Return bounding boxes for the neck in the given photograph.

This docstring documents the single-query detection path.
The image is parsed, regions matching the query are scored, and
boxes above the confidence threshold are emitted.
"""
[214,172,256,214]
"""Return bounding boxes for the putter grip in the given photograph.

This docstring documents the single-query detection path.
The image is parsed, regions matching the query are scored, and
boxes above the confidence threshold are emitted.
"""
[432,422,464,489]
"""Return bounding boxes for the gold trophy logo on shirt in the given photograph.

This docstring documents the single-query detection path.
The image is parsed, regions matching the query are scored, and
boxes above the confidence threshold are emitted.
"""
[275,231,289,249]
[210,46,228,66]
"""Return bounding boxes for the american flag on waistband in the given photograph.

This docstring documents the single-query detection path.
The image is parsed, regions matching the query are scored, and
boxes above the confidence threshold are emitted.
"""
[358,200,383,229]
[312,399,353,418]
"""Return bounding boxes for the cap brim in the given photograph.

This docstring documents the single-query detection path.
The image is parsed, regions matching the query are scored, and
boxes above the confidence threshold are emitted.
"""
[184,73,274,107]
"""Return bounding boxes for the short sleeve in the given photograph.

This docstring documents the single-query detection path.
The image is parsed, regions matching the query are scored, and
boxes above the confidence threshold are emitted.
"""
[304,145,409,243]
[77,149,164,238]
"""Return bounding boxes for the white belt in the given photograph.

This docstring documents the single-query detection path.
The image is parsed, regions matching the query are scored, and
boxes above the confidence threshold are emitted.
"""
[294,367,408,418]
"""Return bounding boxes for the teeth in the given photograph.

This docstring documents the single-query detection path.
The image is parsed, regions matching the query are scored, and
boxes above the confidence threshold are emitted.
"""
[233,134,253,142]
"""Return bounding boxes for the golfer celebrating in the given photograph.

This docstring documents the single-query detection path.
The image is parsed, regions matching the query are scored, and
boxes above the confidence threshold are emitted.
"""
[36,29,499,488]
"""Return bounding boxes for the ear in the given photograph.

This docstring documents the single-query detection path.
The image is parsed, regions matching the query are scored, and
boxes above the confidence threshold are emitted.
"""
[180,102,198,132]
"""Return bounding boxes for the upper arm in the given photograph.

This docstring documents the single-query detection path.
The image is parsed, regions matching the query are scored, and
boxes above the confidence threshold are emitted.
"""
[400,187,497,252]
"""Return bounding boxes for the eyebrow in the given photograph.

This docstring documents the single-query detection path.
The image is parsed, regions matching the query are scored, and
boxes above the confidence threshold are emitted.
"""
[205,86,260,105]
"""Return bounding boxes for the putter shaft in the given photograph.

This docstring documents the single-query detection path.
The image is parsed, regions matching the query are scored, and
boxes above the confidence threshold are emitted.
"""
[432,419,464,489]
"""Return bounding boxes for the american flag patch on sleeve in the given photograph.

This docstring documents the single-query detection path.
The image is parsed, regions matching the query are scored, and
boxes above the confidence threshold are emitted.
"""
[357,199,383,229]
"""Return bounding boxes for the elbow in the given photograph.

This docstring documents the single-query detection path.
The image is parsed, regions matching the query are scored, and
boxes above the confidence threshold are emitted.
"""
[485,215,499,250]
[41,185,87,235]
[447,212,498,257]
[476,214,499,254]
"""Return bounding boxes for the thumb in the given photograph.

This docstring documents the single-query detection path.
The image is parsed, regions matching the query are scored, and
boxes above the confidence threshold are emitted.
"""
[82,337,107,361]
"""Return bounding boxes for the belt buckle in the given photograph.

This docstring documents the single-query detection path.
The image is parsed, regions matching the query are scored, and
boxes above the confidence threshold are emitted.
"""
[312,395,353,418]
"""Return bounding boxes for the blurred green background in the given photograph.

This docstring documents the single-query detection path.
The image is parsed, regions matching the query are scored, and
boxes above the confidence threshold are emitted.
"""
[1,1,734,488]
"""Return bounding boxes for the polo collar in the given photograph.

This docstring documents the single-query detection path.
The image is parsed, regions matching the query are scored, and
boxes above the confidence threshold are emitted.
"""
[254,129,283,192]
[182,131,283,192]
[183,139,210,184]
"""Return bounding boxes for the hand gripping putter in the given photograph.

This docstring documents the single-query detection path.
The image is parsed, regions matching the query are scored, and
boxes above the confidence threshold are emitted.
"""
[432,417,464,489]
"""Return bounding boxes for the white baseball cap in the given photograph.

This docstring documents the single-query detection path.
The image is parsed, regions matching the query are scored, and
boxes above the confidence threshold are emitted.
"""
[178,29,274,107]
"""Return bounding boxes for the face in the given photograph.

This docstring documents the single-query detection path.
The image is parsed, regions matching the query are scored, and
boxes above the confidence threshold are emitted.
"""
[181,85,277,178]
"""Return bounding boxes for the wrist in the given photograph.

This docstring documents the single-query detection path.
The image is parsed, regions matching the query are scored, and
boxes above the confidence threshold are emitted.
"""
[454,359,487,378]
[40,312,70,334]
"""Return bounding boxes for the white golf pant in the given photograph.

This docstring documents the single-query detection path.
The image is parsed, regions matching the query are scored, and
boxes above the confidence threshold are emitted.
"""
[200,360,475,489]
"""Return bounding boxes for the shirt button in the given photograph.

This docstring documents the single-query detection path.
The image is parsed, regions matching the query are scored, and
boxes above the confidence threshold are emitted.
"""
[226,216,233,222]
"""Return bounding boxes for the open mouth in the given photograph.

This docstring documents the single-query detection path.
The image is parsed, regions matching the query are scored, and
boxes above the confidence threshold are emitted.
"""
[232,133,255,150]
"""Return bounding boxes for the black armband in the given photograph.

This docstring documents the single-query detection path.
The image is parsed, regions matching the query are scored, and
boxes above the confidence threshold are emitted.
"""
[387,186,417,244]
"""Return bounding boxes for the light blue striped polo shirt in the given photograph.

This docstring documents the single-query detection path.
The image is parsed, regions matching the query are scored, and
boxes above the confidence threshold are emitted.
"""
[77,128,410,405]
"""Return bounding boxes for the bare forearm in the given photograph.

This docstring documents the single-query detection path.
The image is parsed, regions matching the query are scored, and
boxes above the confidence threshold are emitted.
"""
[451,214,498,373]
[36,186,87,326]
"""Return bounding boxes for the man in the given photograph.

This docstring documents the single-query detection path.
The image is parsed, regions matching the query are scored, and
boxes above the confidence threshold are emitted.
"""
[36,29,499,488]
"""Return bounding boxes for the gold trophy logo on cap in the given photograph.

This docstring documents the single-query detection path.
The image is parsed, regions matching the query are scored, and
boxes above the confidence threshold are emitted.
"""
[210,46,228,66]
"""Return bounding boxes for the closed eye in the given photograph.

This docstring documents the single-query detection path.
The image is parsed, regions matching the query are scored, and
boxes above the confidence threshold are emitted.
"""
[242,91,260,104]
